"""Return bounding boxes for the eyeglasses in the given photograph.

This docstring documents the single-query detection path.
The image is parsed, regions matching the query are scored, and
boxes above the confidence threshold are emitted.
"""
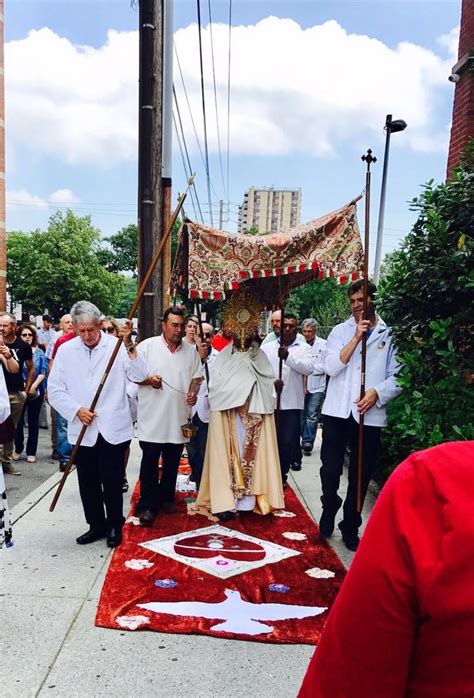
[102,327,116,334]
[21,333,33,337]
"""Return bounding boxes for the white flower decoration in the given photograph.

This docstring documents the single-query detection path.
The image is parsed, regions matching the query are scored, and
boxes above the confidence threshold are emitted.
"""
[124,559,154,571]
[125,516,142,526]
[305,567,336,579]
[282,532,307,541]
[273,510,297,518]
[116,614,151,630]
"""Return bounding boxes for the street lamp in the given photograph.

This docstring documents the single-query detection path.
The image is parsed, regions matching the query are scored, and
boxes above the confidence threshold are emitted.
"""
[373,114,407,284]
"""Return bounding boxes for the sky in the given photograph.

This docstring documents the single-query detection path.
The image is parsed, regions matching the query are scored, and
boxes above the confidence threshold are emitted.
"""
[5,0,462,271]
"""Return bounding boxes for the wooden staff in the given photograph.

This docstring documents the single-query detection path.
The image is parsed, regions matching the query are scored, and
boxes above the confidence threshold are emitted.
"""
[195,303,210,384]
[357,150,376,513]
[49,177,194,512]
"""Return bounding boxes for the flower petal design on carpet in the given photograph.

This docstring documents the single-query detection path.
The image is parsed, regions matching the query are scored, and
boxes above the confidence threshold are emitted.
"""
[305,567,336,579]
[282,532,307,541]
[272,510,297,518]
[124,559,154,571]
[116,615,151,630]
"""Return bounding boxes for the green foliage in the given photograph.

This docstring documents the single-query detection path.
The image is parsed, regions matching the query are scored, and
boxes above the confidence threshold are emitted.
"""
[376,149,474,478]
[7,210,123,318]
[111,276,138,318]
[98,223,138,277]
[286,278,349,337]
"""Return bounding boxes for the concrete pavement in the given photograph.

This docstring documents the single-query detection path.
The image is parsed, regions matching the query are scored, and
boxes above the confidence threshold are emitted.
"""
[1,431,376,698]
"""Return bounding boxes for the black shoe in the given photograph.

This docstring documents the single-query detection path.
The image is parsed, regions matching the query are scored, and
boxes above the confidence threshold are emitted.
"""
[342,532,360,552]
[302,442,313,455]
[138,509,154,526]
[107,527,122,548]
[122,478,129,493]
[291,461,302,472]
[319,496,343,538]
[59,462,68,473]
[216,510,235,521]
[76,527,106,545]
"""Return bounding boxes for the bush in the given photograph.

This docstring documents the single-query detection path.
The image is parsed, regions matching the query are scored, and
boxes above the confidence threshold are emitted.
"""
[376,146,474,479]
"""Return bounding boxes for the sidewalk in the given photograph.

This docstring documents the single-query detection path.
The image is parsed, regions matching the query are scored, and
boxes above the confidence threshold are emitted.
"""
[1,433,376,698]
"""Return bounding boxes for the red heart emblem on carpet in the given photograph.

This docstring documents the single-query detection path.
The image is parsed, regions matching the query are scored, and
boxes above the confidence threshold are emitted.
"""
[174,533,266,562]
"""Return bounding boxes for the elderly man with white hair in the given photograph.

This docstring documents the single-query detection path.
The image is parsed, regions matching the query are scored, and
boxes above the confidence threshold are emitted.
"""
[48,301,148,548]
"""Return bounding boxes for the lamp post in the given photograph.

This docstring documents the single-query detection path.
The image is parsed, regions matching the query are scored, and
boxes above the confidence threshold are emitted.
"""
[373,114,407,284]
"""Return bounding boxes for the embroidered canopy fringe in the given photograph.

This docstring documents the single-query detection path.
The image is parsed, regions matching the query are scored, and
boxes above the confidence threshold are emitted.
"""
[170,199,364,304]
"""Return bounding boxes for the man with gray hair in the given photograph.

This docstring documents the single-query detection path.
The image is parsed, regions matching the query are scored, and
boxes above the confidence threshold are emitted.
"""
[300,318,327,458]
[48,301,148,548]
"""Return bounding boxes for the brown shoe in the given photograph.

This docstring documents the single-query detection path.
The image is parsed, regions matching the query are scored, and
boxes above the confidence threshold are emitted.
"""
[161,501,177,514]
[138,509,154,526]
[3,463,21,476]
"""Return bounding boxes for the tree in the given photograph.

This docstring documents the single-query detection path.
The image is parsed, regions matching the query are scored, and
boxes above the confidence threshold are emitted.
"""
[98,224,138,277]
[111,276,138,318]
[285,278,349,337]
[98,219,182,277]
[7,210,123,318]
[376,146,474,478]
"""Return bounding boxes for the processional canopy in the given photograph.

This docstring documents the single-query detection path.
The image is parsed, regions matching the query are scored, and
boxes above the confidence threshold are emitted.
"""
[170,200,364,307]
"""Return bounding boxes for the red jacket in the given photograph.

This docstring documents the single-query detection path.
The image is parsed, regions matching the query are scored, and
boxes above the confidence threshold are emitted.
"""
[299,441,474,698]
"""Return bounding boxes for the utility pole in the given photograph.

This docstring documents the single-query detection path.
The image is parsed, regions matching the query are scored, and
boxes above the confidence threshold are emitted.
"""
[219,199,224,230]
[0,0,6,310]
[161,0,173,309]
[138,0,163,339]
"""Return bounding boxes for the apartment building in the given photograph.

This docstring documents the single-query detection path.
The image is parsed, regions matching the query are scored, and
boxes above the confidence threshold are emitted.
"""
[238,187,302,234]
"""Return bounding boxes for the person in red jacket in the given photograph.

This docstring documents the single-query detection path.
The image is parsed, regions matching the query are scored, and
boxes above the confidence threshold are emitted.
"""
[299,441,474,698]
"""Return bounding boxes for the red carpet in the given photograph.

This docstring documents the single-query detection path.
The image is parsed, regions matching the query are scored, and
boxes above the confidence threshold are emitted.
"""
[96,469,345,644]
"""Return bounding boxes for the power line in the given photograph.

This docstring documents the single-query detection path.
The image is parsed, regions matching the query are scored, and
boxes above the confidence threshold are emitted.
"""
[226,0,232,210]
[173,112,199,223]
[173,86,205,224]
[196,0,214,226]
[207,0,227,201]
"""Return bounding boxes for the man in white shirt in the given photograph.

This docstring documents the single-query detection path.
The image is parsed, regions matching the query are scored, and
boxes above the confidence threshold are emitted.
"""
[261,314,314,485]
[187,322,217,488]
[319,280,401,551]
[48,301,147,548]
[261,309,306,346]
[300,318,327,459]
[136,306,202,526]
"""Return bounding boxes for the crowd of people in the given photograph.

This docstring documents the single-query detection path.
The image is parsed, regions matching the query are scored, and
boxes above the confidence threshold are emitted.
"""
[0,279,401,554]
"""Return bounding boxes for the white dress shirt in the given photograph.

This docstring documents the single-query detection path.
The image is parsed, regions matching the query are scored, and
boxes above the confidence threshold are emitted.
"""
[261,338,314,410]
[307,337,327,394]
[322,316,401,427]
[193,348,218,424]
[48,334,148,446]
[137,335,203,444]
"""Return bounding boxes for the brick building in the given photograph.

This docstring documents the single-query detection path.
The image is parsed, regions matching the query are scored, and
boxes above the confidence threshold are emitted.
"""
[447,0,474,176]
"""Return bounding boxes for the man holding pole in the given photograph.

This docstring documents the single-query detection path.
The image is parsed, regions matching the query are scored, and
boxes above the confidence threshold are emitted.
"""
[319,280,401,551]
[48,301,148,548]
[135,306,202,526]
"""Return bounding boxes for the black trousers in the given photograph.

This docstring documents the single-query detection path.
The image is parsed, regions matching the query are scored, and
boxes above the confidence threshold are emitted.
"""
[187,413,209,489]
[138,441,184,512]
[275,409,302,483]
[75,434,130,531]
[320,415,381,535]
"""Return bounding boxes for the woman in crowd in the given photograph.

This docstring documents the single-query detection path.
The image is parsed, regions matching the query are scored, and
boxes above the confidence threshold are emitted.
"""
[184,315,199,346]
[299,441,474,698]
[102,316,120,337]
[13,324,48,463]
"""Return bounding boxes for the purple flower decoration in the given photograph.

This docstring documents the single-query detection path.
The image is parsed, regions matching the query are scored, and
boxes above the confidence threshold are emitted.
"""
[268,583,289,593]
[154,578,177,589]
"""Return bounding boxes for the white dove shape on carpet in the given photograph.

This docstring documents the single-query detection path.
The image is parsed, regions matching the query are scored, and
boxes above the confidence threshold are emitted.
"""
[138,588,327,635]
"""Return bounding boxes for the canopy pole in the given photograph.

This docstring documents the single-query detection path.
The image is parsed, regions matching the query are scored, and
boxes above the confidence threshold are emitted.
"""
[357,150,376,513]
[49,177,195,512]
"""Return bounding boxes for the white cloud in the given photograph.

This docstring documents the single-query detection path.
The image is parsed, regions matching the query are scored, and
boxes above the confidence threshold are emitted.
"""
[6,19,459,165]
[7,188,80,209]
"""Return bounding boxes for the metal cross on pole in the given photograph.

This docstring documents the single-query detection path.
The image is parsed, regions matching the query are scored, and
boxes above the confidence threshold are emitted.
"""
[357,149,377,513]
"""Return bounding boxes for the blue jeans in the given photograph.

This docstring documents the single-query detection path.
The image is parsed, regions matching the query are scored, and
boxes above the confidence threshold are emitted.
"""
[56,411,72,464]
[301,391,325,446]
